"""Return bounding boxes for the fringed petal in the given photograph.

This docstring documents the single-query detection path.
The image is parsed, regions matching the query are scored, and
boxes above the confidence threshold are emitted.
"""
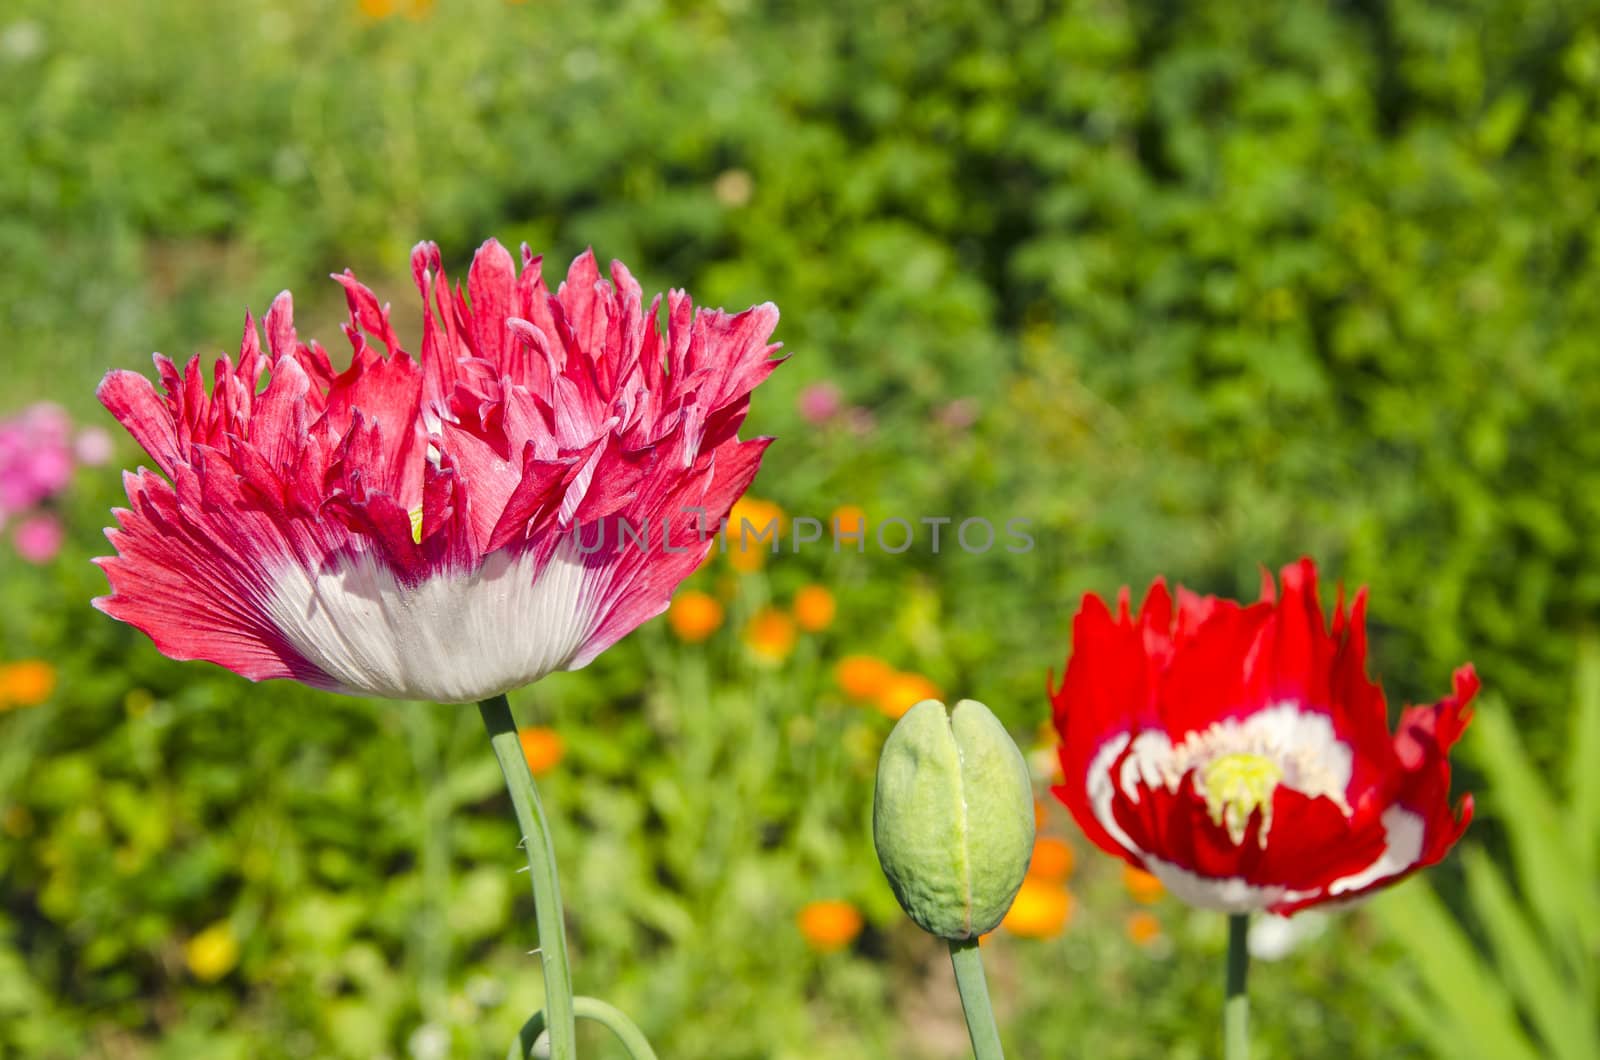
[96,240,782,701]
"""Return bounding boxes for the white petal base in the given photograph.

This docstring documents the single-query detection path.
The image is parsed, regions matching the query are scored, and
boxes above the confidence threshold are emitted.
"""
[264,541,595,701]
[1144,856,1291,913]
[1140,806,1425,913]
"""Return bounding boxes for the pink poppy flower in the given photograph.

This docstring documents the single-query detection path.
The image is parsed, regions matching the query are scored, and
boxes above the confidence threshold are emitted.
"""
[95,241,782,702]
[1049,558,1475,916]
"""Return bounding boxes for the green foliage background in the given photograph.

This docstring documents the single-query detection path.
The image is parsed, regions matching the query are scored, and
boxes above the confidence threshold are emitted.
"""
[2,0,1597,1056]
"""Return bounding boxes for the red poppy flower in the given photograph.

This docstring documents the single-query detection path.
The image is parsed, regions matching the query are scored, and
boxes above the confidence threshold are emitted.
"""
[1049,558,1475,915]
[95,241,781,702]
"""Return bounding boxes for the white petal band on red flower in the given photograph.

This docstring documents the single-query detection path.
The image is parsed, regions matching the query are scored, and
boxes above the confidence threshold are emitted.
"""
[95,241,782,702]
[262,540,596,702]
[1051,559,1475,916]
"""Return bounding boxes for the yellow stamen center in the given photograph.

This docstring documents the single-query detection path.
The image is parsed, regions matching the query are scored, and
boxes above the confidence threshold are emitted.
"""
[409,507,424,545]
[1200,752,1282,847]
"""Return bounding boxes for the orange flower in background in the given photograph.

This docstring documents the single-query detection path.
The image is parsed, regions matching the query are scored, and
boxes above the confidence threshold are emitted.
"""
[1028,837,1075,884]
[1122,865,1165,905]
[830,504,866,542]
[744,608,797,663]
[1001,878,1072,938]
[793,585,836,632]
[727,497,784,573]
[797,900,863,953]
[1125,911,1162,946]
[1034,799,1049,831]
[358,0,432,17]
[668,591,724,643]
[1035,717,1055,747]
[836,655,893,701]
[0,660,55,711]
[519,727,565,775]
[875,672,941,719]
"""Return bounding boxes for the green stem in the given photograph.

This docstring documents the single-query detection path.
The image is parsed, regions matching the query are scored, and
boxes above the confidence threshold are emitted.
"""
[478,695,576,1060]
[948,938,1005,1060]
[1225,912,1250,1060]
[508,996,661,1060]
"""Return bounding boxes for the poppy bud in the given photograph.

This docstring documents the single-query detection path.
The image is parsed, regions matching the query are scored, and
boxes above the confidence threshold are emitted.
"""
[873,698,1035,940]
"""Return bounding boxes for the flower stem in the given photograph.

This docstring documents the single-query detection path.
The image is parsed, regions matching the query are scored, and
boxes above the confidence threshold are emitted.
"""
[1225,912,1250,1060]
[509,996,661,1060]
[948,938,1005,1060]
[478,694,576,1060]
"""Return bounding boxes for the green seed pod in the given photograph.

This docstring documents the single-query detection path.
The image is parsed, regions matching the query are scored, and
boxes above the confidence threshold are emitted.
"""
[873,698,1035,940]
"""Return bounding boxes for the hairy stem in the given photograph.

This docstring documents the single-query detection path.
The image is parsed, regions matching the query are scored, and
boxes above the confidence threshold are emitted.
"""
[948,938,1005,1060]
[478,694,576,1060]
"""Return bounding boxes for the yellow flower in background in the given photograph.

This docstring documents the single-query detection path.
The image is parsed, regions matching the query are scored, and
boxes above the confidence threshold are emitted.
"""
[726,497,784,573]
[2,805,33,838]
[836,655,893,701]
[0,660,55,711]
[519,727,565,775]
[668,590,724,643]
[1122,864,1165,904]
[796,900,863,953]
[124,688,155,719]
[793,584,836,632]
[1125,911,1162,946]
[874,672,941,719]
[185,921,240,982]
[1001,878,1072,939]
[1027,836,1075,884]
[744,608,797,664]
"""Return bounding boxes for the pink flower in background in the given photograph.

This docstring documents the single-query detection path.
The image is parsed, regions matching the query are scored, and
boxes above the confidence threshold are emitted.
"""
[935,398,979,433]
[0,402,74,525]
[74,426,114,467]
[842,407,877,438]
[796,381,842,424]
[13,514,64,565]
[96,240,783,702]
